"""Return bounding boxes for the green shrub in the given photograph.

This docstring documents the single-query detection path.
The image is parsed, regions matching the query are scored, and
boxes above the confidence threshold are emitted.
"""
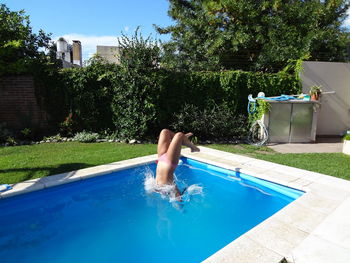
[37,66,300,140]
[111,29,161,140]
[5,136,17,146]
[20,128,32,140]
[73,131,100,143]
[59,113,77,137]
[34,31,300,141]
[43,134,63,142]
[60,56,119,132]
[171,103,248,141]
[344,134,350,141]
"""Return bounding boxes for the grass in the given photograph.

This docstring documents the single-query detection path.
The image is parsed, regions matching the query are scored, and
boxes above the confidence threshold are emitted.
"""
[208,144,350,181]
[0,142,157,184]
[1,142,349,185]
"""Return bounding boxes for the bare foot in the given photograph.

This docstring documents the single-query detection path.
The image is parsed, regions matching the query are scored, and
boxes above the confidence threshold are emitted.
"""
[191,145,200,152]
[185,132,193,138]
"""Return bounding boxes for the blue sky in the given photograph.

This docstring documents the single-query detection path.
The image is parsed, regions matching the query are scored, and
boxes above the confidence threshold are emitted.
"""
[3,0,174,61]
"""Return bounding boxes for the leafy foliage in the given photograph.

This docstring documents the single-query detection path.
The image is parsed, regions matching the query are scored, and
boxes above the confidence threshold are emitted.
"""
[247,99,271,127]
[111,28,162,139]
[42,63,300,140]
[0,4,52,75]
[59,55,119,132]
[73,131,100,143]
[171,103,247,141]
[156,0,350,72]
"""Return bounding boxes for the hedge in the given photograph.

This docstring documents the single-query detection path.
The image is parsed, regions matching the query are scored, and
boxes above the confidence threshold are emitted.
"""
[38,63,300,140]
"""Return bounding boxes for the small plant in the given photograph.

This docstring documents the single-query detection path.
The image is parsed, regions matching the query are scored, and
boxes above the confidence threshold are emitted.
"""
[59,113,76,137]
[73,131,99,143]
[6,136,17,146]
[20,128,32,140]
[309,85,322,100]
[248,99,271,126]
[105,131,119,141]
[43,134,63,142]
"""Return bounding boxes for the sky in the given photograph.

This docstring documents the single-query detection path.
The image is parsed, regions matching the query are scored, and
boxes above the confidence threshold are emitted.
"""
[3,0,174,61]
[2,0,350,62]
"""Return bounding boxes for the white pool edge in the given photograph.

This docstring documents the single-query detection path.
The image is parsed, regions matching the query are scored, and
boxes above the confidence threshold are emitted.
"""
[1,147,350,263]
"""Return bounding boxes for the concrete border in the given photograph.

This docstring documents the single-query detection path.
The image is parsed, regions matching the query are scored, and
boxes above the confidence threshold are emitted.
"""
[1,147,350,263]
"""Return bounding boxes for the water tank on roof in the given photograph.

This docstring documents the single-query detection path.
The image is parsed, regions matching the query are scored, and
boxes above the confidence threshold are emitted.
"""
[57,38,68,53]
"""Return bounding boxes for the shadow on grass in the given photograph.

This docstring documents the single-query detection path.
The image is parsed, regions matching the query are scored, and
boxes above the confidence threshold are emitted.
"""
[0,163,91,184]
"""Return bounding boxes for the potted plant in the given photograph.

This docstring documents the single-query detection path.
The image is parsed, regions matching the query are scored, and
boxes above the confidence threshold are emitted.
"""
[309,85,322,101]
[343,134,350,155]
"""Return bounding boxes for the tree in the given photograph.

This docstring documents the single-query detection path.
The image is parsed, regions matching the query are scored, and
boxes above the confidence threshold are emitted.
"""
[0,4,52,75]
[111,28,162,139]
[156,0,350,72]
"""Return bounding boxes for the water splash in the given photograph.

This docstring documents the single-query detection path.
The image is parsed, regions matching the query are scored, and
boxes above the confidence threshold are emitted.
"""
[144,169,203,203]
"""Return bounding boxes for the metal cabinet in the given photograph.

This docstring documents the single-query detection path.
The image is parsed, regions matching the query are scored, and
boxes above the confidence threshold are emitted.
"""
[262,100,319,143]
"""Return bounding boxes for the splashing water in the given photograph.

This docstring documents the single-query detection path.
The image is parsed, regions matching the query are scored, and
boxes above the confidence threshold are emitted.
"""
[144,168,203,203]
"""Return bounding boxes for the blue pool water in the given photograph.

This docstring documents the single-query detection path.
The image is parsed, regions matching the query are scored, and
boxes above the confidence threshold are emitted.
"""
[0,157,303,263]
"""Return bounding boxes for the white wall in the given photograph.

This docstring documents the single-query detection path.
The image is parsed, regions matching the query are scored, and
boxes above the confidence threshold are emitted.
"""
[301,61,350,136]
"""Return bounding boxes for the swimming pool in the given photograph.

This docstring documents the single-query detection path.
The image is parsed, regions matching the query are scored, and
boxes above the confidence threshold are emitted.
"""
[0,157,303,263]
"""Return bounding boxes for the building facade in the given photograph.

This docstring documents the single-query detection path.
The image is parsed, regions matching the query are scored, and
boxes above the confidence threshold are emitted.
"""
[56,38,82,67]
[96,46,121,64]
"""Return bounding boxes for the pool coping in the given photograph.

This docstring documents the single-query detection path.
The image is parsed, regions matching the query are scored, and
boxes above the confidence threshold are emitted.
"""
[1,146,350,263]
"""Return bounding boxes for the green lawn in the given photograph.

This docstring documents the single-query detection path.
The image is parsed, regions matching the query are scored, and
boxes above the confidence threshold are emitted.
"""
[0,142,157,184]
[1,142,349,185]
[208,144,350,181]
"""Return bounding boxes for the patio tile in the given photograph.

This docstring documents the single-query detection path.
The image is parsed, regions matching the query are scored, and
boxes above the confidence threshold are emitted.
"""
[270,164,308,177]
[243,159,279,170]
[210,158,244,168]
[238,164,271,175]
[246,217,308,256]
[195,147,255,164]
[288,234,350,263]
[312,196,350,249]
[273,201,327,233]
[297,170,324,182]
[203,235,283,263]
[294,192,340,214]
[317,175,350,191]
[291,178,313,187]
[0,181,45,198]
[258,169,300,183]
[221,154,256,164]
[305,182,350,201]
[38,172,82,188]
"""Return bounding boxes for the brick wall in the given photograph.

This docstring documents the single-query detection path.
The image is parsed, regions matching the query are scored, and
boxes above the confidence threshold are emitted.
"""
[0,75,48,133]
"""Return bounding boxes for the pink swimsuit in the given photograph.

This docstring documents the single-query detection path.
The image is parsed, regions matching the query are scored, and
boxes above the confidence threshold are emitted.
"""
[156,153,178,169]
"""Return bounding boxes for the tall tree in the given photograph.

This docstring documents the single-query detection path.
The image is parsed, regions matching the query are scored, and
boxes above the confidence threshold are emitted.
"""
[156,0,350,72]
[111,28,162,139]
[0,4,52,75]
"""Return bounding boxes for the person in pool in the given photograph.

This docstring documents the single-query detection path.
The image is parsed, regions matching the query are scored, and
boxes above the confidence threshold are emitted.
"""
[155,129,200,200]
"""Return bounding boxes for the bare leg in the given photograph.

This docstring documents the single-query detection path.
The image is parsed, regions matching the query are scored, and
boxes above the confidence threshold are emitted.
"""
[181,135,200,152]
[157,129,175,157]
[166,132,199,165]
[165,132,184,165]
[185,132,193,138]
[157,130,197,157]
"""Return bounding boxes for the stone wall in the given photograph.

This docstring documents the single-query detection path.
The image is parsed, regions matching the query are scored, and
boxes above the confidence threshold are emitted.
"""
[0,75,48,133]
